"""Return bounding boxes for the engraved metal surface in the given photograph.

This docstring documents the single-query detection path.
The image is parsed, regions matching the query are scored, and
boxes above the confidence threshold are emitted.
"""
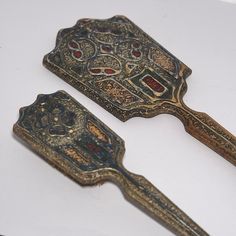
[43,16,236,165]
[43,15,191,121]
[13,91,208,236]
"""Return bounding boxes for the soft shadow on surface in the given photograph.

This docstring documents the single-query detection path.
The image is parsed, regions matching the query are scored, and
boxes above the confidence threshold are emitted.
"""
[11,130,183,236]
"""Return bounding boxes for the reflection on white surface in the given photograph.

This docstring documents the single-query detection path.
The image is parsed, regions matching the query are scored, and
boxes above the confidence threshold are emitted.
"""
[220,0,236,3]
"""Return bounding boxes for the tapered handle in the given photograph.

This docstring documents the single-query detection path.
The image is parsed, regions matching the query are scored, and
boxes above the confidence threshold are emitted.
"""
[162,102,236,166]
[115,167,208,236]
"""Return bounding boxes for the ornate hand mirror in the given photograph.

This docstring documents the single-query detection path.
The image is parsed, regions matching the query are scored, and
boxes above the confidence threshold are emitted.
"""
[13,91,208,236]
[43,15,236,165]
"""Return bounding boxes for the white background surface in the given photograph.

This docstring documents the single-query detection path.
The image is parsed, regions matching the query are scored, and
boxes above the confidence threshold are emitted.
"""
[1,0,236,235]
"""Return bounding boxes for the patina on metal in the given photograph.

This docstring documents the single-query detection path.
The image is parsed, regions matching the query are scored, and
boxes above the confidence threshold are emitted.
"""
[43,16,236,165]
[13,91,208,236]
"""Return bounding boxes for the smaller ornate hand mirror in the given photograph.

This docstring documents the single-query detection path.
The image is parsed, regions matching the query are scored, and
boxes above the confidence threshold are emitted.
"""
[13,91,208,236]
[43,16,236,165]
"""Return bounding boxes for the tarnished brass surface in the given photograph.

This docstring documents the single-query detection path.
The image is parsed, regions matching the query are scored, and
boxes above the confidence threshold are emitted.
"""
[43,16,236,165]
[13,91,208,236]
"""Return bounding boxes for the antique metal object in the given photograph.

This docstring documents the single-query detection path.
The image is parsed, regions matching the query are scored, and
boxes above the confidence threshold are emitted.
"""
[43,16,236,165]
[13,91,208,236]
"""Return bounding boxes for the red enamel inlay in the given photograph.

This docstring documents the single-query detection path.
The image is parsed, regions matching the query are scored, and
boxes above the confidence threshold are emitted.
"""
[87,143,101,153]
[73,50,82,58]
[69,41,78,49]
[143,76,165,93]
[90,68,101,74]
[104,68,115,74]
[102,45,112,52]
[132,50,141,58]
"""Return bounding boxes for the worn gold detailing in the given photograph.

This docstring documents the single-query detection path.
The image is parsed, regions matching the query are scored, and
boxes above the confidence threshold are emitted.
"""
[13,91,209,236]
[87,121,109,143]
[43,16,236,165]
[95,79,141,106]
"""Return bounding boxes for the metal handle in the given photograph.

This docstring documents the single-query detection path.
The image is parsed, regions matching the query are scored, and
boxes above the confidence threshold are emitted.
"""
[113,166,209,236]
[162,101,236,166]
